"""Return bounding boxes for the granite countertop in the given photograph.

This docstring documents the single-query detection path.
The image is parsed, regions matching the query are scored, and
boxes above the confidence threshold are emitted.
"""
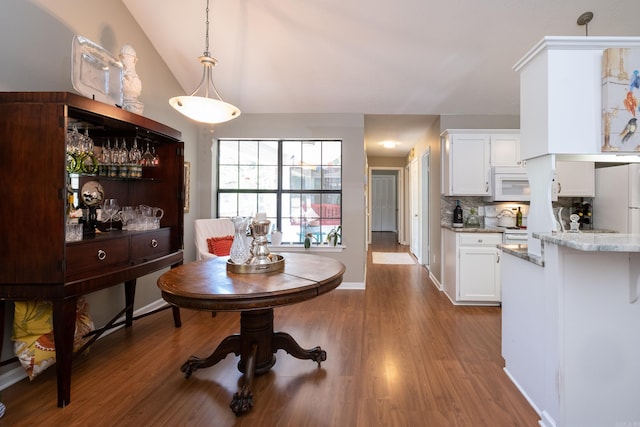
[499,244,545,267]
[441,225,506,233]
[533,232,640,252]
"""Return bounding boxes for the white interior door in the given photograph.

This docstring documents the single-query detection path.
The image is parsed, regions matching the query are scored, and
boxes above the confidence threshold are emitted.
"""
[371,174,397,231]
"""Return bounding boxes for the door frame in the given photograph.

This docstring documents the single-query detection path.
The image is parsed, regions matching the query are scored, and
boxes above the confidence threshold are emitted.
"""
[421,148,430,267]
[367,166,405,245]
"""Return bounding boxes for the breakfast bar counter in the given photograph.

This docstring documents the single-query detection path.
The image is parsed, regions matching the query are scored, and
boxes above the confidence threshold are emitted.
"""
[534,231,640,251]
[501,232,640,427]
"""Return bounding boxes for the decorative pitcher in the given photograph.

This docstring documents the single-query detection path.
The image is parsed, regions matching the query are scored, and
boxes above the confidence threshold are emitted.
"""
[229,216,251,264]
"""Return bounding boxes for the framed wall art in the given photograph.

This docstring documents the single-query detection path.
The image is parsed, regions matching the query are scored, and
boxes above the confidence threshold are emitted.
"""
[184,161,191,213]
[602,47,640,152]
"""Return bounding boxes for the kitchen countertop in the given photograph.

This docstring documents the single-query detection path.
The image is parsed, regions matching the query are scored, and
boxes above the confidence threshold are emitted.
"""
[499,244,544,267]
[441,225,509,233]
[533,232,640,252]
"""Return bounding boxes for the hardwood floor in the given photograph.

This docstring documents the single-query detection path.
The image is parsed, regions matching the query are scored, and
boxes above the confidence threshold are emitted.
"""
[0,232,538,426]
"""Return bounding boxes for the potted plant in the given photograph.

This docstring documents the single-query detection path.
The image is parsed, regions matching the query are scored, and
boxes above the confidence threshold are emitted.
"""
[304,232,318,248]
[326,225,342,246]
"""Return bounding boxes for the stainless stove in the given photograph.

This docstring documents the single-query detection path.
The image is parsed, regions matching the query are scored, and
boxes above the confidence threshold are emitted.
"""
[482,203,529,245]
[498,227,528,244]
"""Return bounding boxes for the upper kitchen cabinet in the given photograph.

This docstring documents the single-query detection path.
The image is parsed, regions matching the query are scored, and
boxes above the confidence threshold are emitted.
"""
[441,130,490,196]
[441,129,520,196]
[514,37,640,160]
[490,133,523,168]
[554,160,595,197]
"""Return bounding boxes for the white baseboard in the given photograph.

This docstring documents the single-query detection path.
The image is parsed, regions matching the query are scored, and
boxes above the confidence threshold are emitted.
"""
[429,271,442,291]
[0,363,27,391]
[0,299,173,392]
[538,411,556,427]
[503,367,546,426]
[337,282,365,290]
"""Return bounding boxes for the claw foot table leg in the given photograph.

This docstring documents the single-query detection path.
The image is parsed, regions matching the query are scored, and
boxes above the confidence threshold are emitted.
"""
[230,343,258,416]
[273,331,327,367]
[181,334,241,378]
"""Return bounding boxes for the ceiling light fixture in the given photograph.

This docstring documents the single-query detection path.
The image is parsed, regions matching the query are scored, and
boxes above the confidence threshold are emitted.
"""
[381,141,399,149]
[169,0,240,124]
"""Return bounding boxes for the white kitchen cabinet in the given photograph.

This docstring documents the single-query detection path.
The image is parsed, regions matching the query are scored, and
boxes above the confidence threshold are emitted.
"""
[441,130,521,196]
[441,131,490,196]
[442,229,502,305]
[554,160,595,197]
[490,134,523,168]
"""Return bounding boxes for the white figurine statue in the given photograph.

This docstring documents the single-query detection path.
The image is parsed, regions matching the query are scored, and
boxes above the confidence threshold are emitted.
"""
[119,44,144,114]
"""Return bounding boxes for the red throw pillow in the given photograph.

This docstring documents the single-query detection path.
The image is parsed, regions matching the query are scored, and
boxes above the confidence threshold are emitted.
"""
[207,235,234,256]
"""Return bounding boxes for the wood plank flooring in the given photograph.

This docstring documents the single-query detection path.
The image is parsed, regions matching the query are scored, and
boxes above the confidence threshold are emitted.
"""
[0,232,538,426]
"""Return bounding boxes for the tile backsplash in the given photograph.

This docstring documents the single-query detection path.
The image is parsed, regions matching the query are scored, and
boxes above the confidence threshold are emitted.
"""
[441,196,585,227]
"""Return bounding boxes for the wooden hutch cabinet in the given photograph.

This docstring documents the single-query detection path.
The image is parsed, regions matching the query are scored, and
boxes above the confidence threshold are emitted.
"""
[0,92,184,407]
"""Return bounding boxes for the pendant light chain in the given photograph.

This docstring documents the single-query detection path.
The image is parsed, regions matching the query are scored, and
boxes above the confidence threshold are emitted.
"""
[204,0,210,56]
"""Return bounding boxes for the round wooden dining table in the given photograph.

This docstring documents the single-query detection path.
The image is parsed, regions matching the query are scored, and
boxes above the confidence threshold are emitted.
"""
[157,252,345,415]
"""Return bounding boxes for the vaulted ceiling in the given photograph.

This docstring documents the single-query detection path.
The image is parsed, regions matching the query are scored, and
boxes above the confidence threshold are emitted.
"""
[123,0,638,156]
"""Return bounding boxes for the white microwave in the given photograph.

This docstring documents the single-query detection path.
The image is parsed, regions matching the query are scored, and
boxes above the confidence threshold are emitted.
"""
[490,167,530,201]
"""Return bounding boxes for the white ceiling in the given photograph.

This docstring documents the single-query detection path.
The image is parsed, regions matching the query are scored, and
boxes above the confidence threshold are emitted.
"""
[123,0,639,157]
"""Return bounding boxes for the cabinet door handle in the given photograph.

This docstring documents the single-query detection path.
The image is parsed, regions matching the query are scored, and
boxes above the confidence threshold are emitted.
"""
[150,239,158,248]
[97,249,107,261]
[497,253,500,264]
[557,182,562,194]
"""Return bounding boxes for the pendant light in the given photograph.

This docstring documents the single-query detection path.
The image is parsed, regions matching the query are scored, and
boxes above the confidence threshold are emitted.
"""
[169,0,240,124]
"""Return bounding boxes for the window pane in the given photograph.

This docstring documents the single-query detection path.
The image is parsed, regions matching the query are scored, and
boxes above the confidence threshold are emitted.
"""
[219,165,239,189]
[301,141,321,166]
[281,193,304,243]
[238,193,257,216]
[259,140,278,165]
[257,193,277,220]
[219,140,239,164]
[282,141,301,165]
[239,165,258,189]
[283,165,301,190]
[323,166,342,190]
[323,140,341,165]
[258,165,278,189]
[239,140,258,166]
[218,193,238,217]
[302,166,321,190]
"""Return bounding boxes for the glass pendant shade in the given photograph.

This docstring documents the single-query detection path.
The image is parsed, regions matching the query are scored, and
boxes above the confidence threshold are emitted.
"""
[169,94,240,124]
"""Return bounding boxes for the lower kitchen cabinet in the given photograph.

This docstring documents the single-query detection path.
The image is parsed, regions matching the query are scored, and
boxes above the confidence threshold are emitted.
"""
[442,229,502,305]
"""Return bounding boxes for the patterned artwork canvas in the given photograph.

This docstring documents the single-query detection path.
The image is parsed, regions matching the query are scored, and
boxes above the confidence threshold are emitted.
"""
[602,48,640,152]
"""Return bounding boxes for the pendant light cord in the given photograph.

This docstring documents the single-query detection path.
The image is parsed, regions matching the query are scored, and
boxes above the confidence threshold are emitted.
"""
[204,0,210,56]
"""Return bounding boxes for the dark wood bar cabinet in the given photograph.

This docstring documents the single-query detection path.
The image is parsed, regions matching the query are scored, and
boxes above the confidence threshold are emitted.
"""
[0,92,185,407]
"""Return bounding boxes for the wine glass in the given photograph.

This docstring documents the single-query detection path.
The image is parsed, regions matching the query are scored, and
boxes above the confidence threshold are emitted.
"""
[118,138,129,165]
[102,199,120,231]
[141,141,154,166]
[130,137,142,164]
[80,128,98,174]
[151,144,160,166]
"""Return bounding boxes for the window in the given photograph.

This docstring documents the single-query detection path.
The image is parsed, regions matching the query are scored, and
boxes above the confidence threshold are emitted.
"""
[217,139,342,244]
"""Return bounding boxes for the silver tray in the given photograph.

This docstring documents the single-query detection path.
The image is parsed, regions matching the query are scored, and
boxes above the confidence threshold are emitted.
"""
[71,35,123,106]
[226,254,285,274]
